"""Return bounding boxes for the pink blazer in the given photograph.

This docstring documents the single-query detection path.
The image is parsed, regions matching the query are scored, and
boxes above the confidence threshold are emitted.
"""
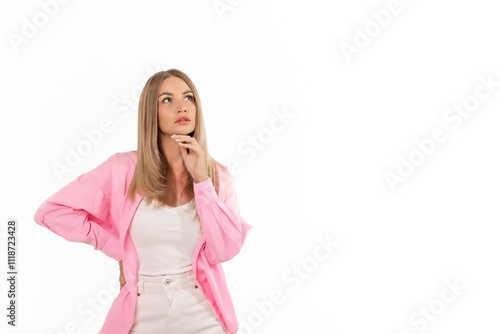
[33,151,253,334]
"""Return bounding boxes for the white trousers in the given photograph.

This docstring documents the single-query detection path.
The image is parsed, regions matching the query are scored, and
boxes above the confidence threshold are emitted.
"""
[128,270,228,334]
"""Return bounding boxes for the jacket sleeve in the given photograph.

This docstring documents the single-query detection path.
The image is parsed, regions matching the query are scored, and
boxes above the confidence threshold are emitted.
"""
[193,167,253,264]
[33,154,123,262]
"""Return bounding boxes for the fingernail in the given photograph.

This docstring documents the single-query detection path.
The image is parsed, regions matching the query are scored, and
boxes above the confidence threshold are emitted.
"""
[171,134,176,137]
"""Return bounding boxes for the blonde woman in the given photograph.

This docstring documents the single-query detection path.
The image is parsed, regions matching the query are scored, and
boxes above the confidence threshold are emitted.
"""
[34,69,253,334]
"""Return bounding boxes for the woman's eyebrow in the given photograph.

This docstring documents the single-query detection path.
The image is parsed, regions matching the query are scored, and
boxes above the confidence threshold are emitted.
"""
[158,90,193,98]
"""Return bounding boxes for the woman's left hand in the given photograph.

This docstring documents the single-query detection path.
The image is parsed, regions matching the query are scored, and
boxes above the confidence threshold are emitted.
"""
[173,134,209,183]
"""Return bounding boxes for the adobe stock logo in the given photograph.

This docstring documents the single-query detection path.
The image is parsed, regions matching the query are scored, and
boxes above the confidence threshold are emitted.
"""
[50,64,162,183]
[396,277,466,334]
[238,235,340,333]
[339,0,418,64]
[212,0,244,21]
[7,0,73,54]
[228,106,296,177]
[384,73,499,191]
[44,268,122,333]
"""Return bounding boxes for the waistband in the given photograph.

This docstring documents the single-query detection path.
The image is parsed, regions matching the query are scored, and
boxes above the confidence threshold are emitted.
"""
[137,270,199,293]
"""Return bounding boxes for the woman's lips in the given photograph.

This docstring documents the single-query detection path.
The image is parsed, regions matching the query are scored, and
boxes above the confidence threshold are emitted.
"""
[175,120,191,125]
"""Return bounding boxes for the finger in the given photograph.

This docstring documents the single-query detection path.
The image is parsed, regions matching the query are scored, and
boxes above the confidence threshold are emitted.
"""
[177,142,202,155]
[175,137,201,150]
[172,134,194,140]
[174,136,196,144]
[179,143,188,156]
[177,142,194,149]
[173,135,198,143]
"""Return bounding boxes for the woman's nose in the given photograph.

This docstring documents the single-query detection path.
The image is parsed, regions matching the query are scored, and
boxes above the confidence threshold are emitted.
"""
[176,101,188,112]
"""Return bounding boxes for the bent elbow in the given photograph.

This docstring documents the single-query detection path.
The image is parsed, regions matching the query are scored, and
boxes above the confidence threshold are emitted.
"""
[205,238,244,264]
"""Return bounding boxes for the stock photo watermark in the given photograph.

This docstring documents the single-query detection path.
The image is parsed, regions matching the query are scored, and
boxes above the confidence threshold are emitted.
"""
[396,277,466,334]
[340,0,418,64]
[384,73,499,191]
[6,219,18,326]
[50,64,162,183]
[212,0,244,21]
[3,220,120,329]
[227,105,296,177]
[237,234,340,333]
[7,0,73,54]
[45,268,121,333]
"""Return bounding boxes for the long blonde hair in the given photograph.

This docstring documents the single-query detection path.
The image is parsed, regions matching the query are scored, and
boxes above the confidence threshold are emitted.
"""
[127,69,228,226]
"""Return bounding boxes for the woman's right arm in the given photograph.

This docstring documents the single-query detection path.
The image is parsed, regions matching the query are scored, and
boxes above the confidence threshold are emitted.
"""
[33,153,123,262]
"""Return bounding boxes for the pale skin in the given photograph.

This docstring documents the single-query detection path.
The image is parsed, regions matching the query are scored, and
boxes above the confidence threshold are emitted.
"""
[119,76,209,290]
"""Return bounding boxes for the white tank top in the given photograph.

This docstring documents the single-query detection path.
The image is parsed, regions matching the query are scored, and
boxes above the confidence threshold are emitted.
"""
[129,197,201,275]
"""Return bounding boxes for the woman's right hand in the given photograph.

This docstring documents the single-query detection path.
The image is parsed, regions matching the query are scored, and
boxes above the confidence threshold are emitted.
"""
[119,260,126,290]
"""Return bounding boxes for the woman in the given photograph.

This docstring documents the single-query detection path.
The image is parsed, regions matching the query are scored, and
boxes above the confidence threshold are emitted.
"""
[34,69,253,334]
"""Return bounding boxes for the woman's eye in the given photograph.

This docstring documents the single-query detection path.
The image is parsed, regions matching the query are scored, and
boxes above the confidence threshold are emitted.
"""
[162,96,193,103]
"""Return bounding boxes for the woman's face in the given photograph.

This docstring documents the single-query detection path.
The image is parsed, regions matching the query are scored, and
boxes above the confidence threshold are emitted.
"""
[157,76,196,137]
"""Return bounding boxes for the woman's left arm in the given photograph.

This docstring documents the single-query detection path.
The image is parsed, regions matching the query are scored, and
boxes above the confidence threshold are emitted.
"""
[193,168,253,264]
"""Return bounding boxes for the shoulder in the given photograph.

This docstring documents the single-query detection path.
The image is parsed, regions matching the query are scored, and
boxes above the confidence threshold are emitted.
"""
[110,150,137,167]
[214,161,229,181]
[96,150,137,176]
[213,162,235,195]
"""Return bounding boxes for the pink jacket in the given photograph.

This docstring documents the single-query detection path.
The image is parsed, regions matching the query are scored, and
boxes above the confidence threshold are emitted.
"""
[33,150,253,334]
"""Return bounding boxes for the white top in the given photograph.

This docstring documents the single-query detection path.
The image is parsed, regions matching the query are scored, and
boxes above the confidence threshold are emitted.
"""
[129,197,201,275]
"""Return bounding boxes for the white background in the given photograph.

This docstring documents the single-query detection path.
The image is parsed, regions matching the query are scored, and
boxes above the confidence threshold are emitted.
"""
[1,0,499,333]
